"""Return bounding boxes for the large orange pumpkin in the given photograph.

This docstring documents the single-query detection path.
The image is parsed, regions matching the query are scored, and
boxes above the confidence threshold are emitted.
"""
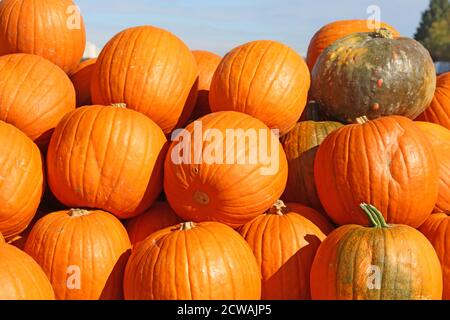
[209,40,310,136]
[417,72,450,129]
[126,202,182,247]
[0,243,54,300]
[0,121,43,240]
[416,122,450,212]
[164,111,288,228]
[124,221,261,300]
[47,105,167,219]
[239,200,326,300]
[24,209,131,300]
[315,116,439,228]
[306,19,399,71]
[0,0,86,73]
[419,212,450,300]
[285,202,334,235]
[70,58,97,107]
[0,54,75,145]
[91,26,198,134]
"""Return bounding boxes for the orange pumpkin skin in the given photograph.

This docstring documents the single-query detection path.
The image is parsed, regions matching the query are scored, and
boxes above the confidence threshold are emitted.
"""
[190,50,222,120]
[285,203,334,235]
[126,202,182,247]
[0,0,86,73]
[24,209,131,300]
[419,213,450,300]
[306,19,400,71]
[209,40,310,136]
[124,221,261,300]
[70,58,97,107]
[0,243,54,300]
[0,54,75,145]
[0,232,4,244]
[91,26,198,134]
[8,208,49,250]
[164,111,288,228]
[415,122,450,212]
[0,121,43,240]
[46,105,167,219]
[239,201,326,300]
[315,116,439,228]
[417,73,450,129]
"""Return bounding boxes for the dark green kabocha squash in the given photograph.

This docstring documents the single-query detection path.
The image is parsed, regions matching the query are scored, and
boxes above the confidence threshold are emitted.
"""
[311,29,436,123]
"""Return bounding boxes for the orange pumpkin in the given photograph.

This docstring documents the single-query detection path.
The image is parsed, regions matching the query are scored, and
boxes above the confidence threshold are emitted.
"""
[126,202,182,246]
[190,50,222,120]
[0,54,75,145]
[0,121,43,240]
[47,105,167,219]
[0,0,86,73]
[0,232,4,244]
[306,19,400,71]
[209,40,310,136]
[239,200,326,300]
[416,122,450,212]
[70,58,97,107]
[24,209,131,300]
[417,72,450,129]
[91,26,198,134]
[124,221,261,300]
[8,207,49,250]
[0,243,55,300]
[285,202,334,235]
[164,111,288,228]
[419,212,450,300]
[315,116,439,228]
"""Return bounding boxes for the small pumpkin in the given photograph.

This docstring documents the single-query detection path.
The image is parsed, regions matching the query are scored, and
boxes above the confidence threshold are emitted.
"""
[415,122,450,212]
[70,58,97,107]
[417,72,450,129]
[46,105,167,219]
[24,209,131,300]
[281,120,343,211]
[126,202,182,247]
[91,26,198,134]
[0,0,86,73]
[311,203,443,300]
[311,29,436,123]
[0,243,55,300]
[306,19,400,71]
[315,116,439,228]
[419,212,450,300]
[239,200,327,300]
[124,221,261,300]
[209,40,310,135]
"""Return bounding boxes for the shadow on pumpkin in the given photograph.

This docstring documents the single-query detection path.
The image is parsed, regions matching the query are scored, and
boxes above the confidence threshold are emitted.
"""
[100,248,132,300]
[174,77,199,130]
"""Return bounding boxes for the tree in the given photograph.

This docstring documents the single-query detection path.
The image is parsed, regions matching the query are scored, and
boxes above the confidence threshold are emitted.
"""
[414,0,450,61]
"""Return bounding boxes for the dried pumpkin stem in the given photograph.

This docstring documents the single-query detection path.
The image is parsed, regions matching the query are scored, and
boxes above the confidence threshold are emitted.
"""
[111,103,127,108]
[180,222,195,231]
[355,116,369,124]
[372,28,394,39]
[268,200,288,215]
[68,208,90,217]
[360,203,388,228]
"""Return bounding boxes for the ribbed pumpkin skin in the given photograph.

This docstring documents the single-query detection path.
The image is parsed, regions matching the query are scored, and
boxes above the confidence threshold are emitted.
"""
[0,232,4,244]
[0,121,43,240]
[0,54,75,144]
[8,207,49,250]
[417,73,450,129]
[91,26,198,134]
[285,203,334,235]
[124,221,261,300]
[281,121,343,211]
[164,111,288,228]
[47,105,167,219]
[70,58,97,107]
[306,19,400,71]
[311,222,443,300]
[415,122,450,212]
[24,209,131,300]
[0,244,54,300]
[126,202,182,246]
[191,50,222,120]
[239,203,326,300]
[419,213,450,300]
[311,32,436,123]
[209,40,310,135]
[315,116,439,227]
[0,0,86,73]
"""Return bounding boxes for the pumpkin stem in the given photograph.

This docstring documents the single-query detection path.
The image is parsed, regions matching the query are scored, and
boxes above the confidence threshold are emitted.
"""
[180,222,196,231]
[355,116,369,124]
[111,103,127,108]
[68,208,90,217]
[371,28,394,39]
[360,203,389,228]
[268,200,288,215]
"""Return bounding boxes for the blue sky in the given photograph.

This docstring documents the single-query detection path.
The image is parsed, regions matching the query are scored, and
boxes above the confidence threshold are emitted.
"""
[77,0,430,56]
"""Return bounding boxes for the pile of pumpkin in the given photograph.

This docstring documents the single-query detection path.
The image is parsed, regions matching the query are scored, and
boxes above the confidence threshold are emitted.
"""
[0,0,449,301]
